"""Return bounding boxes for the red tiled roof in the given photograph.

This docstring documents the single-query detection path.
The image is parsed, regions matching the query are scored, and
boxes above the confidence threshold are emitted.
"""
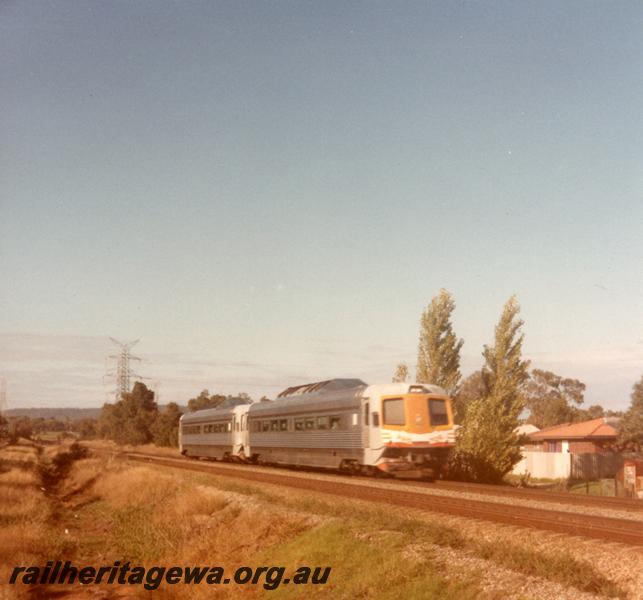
[528,418,618,441]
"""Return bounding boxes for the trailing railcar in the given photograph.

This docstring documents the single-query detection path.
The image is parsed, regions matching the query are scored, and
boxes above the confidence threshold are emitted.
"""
[179,402,250,460]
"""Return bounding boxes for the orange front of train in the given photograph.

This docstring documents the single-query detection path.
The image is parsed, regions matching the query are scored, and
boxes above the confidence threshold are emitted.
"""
[373,384,458,478]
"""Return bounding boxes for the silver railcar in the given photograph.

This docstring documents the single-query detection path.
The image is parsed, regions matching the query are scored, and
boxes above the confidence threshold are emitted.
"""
[179,378,456,478]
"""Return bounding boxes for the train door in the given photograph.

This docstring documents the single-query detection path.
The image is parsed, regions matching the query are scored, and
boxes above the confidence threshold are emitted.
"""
[361,397,370,448]
[240,410,249,458]
[362,388,383,468]
[232,405,250,459]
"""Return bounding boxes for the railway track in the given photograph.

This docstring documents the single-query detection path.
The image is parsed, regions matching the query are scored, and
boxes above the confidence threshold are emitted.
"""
[100,449,643,547]
[432,480,643,512]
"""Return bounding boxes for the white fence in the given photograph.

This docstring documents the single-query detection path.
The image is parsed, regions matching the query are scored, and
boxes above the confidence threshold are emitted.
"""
[512,451,571,479]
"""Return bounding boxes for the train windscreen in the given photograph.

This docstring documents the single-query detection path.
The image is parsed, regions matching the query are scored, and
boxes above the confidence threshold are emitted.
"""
[382,398,405,425]
[428,399,449,426]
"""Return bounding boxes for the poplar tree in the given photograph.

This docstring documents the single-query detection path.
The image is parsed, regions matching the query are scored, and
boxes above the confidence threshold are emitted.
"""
[392,363,409,383]
[416,289,464,395]
[617,375,643,451]
[452,296,530,483]
[453,370,485,424]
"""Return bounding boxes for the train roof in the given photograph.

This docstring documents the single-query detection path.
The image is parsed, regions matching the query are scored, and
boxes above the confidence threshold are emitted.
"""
[277,378,367,398]
[250,380,367,417]
[248,394,362,417]
[180,403,249,423]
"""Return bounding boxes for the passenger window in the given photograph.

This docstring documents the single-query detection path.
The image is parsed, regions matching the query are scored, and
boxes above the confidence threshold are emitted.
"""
[383,398,405,426]
[317,416,329,430]
[262,421,270,432]
[280,419,288,431]
[270,420,279,431]
[294,419,304,431]
[305,418,315,430]
[429,399,449,426]
[329,416,341,430]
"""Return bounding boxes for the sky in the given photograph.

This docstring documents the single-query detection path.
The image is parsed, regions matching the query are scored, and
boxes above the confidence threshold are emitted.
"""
[1,2,642,410]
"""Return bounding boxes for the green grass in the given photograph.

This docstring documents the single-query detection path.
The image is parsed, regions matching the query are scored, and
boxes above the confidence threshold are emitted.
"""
[474,538,622,597]
[252,521,479,600]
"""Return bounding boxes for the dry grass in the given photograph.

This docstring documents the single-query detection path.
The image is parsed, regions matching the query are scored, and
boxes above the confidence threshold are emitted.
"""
[0,443,65,600]
[83,439,182,458]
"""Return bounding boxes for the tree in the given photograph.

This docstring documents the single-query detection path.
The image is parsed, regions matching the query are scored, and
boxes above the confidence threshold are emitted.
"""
[0,414,8,440]
[392,363,409,383]
[416,289,464,396]
[524,369,586,429]
[617,375,643,451]
[72,418,97,439]
[188,390,227,412]
[452,370,485,424]
[451,296,530,483]
[8,417,33,441]
[575,404,605,421]
[152,403,183,447]
[97,382,159,445]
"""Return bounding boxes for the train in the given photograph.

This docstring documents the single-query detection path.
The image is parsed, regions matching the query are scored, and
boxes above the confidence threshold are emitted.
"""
[179,378,456,478]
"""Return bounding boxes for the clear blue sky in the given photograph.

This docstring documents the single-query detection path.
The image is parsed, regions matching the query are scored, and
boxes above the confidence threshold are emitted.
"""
[1,2,642,409]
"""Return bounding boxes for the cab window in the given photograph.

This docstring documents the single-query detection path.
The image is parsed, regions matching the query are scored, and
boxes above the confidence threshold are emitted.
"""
[382,398,405,426]
[429,399,449,426]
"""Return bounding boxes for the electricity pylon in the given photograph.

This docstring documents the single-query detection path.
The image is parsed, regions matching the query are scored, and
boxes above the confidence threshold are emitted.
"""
[107,338,142,401]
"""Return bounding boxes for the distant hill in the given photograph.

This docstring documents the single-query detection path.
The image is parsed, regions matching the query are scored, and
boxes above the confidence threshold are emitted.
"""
[5,408,101,420]
[4,405,188,420]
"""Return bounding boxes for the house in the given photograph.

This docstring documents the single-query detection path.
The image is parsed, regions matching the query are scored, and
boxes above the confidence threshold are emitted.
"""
[527,417,618,454]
